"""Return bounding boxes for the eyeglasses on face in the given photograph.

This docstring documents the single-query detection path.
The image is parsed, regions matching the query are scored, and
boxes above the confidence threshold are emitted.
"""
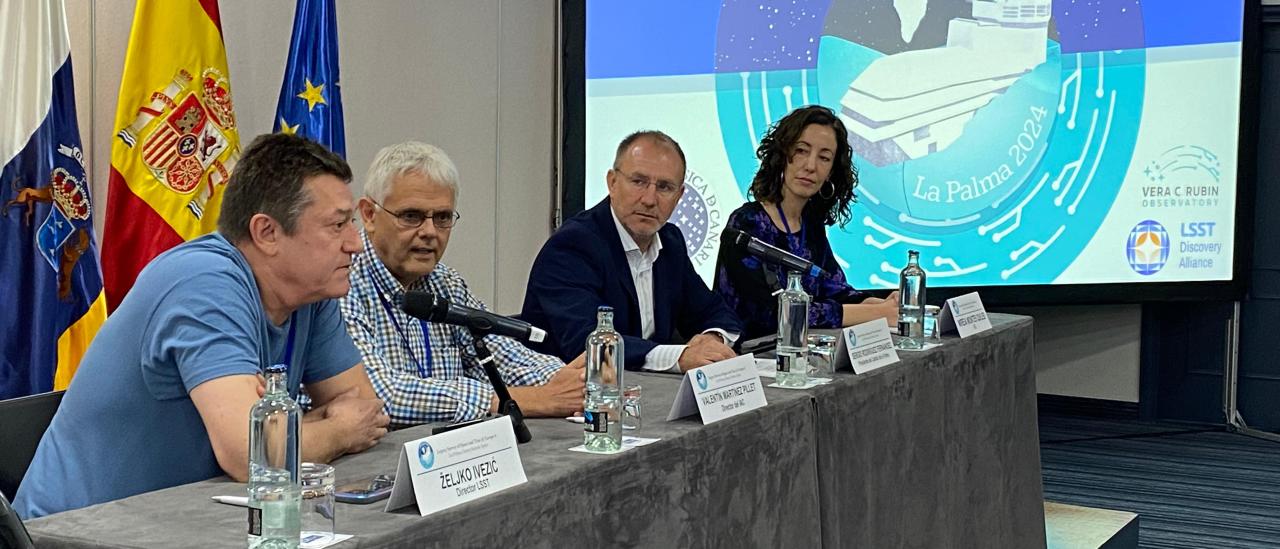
[372,200,461,229]
[615,169,683,198]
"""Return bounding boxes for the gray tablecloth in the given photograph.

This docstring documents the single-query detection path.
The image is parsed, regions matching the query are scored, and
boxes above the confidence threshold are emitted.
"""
[26,371,822,548]
[812,314,1045,549]
[25,314,1041,548]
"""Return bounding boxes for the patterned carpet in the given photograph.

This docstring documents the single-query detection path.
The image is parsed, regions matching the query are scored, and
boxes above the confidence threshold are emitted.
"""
[1040,411,1280,549]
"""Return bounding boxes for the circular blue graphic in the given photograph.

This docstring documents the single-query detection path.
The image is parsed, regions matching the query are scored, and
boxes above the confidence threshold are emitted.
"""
[695,370,709,390]
[417,441,435,469]
[1126,220,1170,276]
[714,1,1148,288]
[672,181,711,256]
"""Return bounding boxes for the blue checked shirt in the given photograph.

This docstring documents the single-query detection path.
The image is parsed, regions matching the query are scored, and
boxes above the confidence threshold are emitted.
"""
[341,232,563,425]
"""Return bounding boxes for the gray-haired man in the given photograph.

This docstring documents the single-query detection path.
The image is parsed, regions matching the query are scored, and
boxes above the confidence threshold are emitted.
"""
[340,141,584,427]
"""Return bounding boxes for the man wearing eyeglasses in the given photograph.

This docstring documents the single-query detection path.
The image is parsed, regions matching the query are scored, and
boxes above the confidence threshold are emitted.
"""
[341,141,585,427]
[523,130,742,372]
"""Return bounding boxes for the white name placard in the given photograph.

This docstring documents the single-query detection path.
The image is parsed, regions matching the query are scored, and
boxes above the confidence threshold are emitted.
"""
[667,354,767,424]
[385,415,527,516]
[937,292,993,338]
[842,318,901,374]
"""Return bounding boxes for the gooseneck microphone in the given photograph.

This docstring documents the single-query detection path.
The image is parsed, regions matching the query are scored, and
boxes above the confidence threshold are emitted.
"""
[401,290,535,444]
[721,227,827,279]
[403,291,546,343]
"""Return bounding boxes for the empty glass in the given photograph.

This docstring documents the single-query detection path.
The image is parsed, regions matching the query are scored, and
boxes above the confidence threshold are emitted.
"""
[806,334,837,379]
[622,384,642,431]
[299,462,335,546]
[924,305,942,342]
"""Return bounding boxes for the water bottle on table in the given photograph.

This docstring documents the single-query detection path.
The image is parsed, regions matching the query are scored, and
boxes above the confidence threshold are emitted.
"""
[584,306,624,452]
[776,271,810,387]
[248,363,301,549]
[897,250,927,350]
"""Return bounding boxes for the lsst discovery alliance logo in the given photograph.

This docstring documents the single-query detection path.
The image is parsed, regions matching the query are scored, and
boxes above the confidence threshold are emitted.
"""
[1178,221,1223,270]
[1126,220,1170,276]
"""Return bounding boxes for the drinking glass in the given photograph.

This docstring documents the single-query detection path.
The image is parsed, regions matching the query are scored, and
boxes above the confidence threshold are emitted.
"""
[806,334,837,379]
[925,305,942,342]
[299,462,335,546]
[622,384,642,431]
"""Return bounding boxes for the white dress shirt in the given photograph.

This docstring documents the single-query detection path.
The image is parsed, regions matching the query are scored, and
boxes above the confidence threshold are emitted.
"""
[609,208,734,372]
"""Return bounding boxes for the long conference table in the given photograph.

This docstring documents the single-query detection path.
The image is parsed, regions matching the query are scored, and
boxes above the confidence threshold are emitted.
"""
[25,314,1044,548]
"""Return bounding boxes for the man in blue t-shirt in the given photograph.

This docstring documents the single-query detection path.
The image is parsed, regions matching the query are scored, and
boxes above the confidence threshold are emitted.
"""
[14,134,391,519]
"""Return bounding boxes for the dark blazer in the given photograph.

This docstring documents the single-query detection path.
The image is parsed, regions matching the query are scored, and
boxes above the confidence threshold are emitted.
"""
[521,198,742,370]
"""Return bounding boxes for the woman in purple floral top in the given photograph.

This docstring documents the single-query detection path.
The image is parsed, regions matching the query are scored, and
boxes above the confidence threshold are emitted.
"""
[713,105,898,340]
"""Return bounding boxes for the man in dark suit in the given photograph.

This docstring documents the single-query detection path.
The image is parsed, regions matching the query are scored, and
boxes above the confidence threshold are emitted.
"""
[519,131,742,371]
[522,131,742,372]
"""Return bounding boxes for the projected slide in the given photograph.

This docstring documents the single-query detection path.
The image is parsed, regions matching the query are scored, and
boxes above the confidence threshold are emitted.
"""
[583,0,1243,288]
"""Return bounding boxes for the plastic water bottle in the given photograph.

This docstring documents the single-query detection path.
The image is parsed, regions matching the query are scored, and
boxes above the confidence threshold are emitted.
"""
[247,363,301,549]
[776,271,810,388]
[584,306,624,453]
[897,250,927,350]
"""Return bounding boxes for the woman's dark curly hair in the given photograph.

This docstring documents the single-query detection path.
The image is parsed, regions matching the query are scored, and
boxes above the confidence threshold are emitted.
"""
[748,105,858,227]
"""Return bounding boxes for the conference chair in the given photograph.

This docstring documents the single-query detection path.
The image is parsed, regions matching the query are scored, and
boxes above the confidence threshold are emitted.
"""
[0,491,35,549]
[0,390,64,501]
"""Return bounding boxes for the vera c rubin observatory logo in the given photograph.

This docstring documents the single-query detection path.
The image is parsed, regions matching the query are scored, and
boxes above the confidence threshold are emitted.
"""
[417,441,435,469]
[695,370,709,391]
[1126,220,1170,276]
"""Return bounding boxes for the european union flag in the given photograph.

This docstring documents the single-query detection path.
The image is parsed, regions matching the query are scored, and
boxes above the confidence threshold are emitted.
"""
[273,0,345,156]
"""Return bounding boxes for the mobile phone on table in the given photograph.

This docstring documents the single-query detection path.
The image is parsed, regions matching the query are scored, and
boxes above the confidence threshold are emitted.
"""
[334,474,395,504]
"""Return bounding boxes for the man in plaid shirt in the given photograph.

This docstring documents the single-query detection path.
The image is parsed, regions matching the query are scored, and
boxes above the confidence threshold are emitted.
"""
[341,141,585,426]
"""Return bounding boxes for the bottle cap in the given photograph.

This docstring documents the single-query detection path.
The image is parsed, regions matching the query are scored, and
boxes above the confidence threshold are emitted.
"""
[266,363,288,374]
[597,305,613,313]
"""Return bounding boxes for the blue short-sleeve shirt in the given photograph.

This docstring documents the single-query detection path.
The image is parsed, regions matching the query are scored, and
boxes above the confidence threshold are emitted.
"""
[14,234,361,519]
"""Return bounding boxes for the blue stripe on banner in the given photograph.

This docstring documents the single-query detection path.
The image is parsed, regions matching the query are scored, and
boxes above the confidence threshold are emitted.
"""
[586,0,722,79]
[1142,0,1244,48]
[0,56,103,399]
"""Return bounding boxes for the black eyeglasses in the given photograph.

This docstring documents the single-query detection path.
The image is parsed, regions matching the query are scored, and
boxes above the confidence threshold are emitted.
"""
[372,200,461,230]
[614,169,683,198]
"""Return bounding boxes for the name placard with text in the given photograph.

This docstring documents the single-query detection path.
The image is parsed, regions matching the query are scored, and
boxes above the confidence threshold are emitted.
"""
[937,292,993,338]
[842,318,901,374]
[385,415,527,516]
[667,354,767,424]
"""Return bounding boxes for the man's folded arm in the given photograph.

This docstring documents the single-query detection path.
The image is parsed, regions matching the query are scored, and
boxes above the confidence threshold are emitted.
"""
[190,365,390,482]
[189,374,276,482]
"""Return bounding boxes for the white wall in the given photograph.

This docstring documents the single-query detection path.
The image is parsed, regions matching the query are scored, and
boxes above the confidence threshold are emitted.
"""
[60,0,1142,401]
[1002,305,1142,402]
[63,0,556,314]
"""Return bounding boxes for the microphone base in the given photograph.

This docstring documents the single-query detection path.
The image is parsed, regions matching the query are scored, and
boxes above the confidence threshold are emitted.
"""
[429,417,487,436]
[496,399,533,444]
[429,412,530,444]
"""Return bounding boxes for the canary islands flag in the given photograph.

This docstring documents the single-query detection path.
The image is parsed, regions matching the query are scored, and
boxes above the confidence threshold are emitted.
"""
[101,0,240,310]
[274,0,345,156]
[0,0,107,399]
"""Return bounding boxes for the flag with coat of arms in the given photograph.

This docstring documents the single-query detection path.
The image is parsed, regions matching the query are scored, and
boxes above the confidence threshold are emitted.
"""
[100,0,241,310]
[0,0,108,398]
[274,0,346,156]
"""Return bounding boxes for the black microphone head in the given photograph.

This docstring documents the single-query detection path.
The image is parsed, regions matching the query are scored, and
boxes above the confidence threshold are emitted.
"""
[402,291,448,322]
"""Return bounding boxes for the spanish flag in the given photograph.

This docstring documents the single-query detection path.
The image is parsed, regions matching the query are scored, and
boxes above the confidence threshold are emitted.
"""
[0,0,106,398]
[101,0,240,310]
